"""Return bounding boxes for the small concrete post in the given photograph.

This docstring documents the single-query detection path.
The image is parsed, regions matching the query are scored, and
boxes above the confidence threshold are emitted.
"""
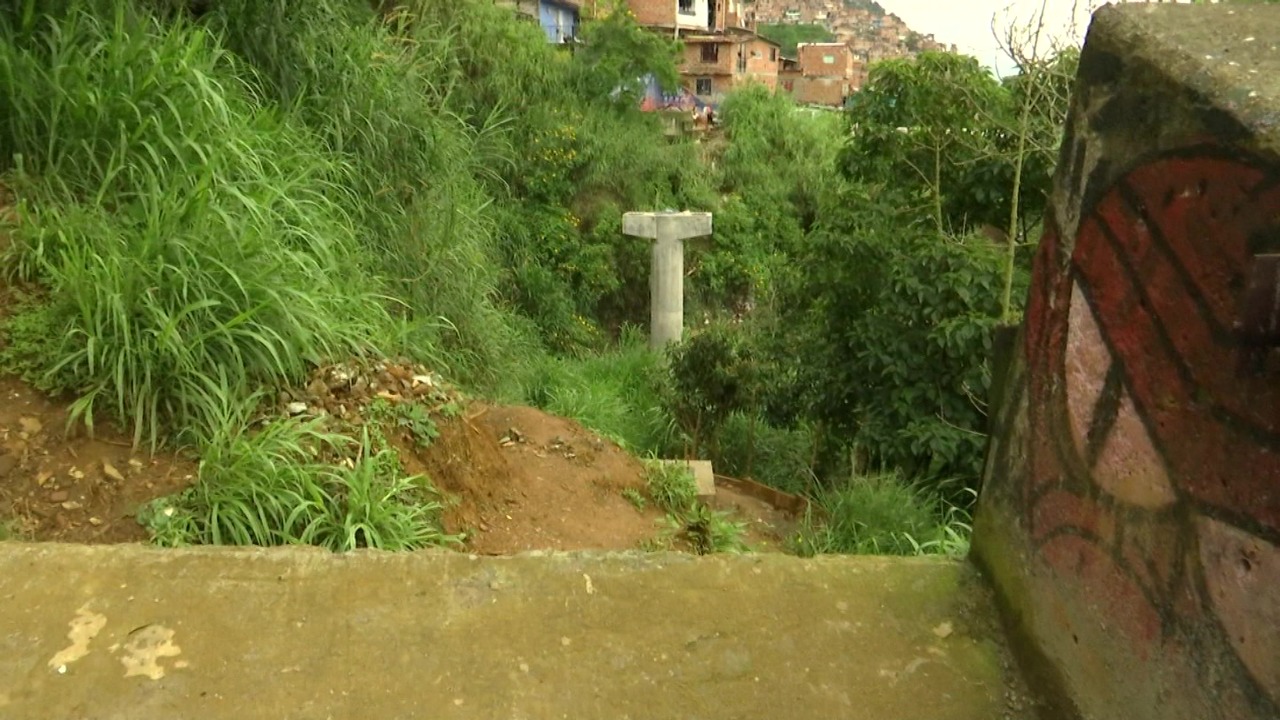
[622,211,713,350]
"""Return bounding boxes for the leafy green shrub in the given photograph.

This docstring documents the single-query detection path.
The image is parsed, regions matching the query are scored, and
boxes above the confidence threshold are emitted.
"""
[841,52,1020,234]
[665,324,754,457]
[711,412,817,496]
[142,397,456,551]
[779,185,1009,488]
[791,473,972,557]
[0,2,386,447]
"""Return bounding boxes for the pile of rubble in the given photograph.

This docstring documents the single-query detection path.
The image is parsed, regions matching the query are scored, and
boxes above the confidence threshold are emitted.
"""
[276,358,460,424]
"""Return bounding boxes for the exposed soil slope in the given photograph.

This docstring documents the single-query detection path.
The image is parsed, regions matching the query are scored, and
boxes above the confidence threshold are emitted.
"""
[406,404,668,554]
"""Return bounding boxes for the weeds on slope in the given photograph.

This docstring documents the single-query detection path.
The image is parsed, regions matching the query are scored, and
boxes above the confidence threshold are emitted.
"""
[141,390,457,551]
[0,2,387,448]
[642,459,748,555]
[791,473,973,557]
[515,327,681,456]
[205,0,533,390]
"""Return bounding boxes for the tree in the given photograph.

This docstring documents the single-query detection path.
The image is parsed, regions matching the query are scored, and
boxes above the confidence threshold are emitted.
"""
[770,183,1008,489]
[984,0,1079,320]
[840,52,1015,235]
[569,6,681,106]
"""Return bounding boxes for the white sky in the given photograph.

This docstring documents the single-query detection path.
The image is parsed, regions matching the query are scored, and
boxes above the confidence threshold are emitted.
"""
[879,0,1203,75]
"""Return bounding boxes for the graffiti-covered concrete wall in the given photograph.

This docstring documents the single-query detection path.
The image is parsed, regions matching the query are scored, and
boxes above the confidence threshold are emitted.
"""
[974,5,1280,720]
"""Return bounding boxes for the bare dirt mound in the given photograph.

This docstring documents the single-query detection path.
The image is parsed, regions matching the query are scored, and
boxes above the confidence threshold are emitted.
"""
[405,404,666,554]
[0,377,197,542]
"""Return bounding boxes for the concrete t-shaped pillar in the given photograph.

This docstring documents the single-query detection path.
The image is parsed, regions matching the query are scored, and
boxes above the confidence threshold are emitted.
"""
[622,211,713,350]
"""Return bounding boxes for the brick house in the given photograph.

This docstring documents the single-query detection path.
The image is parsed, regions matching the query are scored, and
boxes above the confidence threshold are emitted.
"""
[778,41,866,107]
[680,30,780,103]
[626,0,779,107]
[626,0,723,32]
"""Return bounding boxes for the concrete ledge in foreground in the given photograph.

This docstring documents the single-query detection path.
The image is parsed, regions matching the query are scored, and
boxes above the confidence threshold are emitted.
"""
[0,543,1021,720]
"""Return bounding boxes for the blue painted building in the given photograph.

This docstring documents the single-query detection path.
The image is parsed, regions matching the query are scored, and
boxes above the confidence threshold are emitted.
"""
[538,0,580,44]
[498,0,581,44]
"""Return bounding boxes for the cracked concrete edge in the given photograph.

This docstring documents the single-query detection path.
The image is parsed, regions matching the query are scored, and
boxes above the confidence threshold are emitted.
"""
[1091,3,1280,154]
[0,540,966,569]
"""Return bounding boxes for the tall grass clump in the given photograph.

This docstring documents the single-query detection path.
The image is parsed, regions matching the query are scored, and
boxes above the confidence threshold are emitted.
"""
[515,327,680,454]
[142,393,456,551]
[0,1,387,448]
[205,0,533,389]
[792,473,973,557]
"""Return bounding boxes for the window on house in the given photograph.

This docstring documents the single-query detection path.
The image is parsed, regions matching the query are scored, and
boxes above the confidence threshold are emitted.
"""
[701,44,719,62]
[770,48,777,61]
[823,55,835,64]
[696,77,712,95]
[679,0,695,15]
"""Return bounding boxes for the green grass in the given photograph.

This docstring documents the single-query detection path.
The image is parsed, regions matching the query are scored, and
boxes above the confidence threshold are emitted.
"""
[141,394,458,551]
[791,473,973,557]
[0,2,388,449]
[643,458,698,516]
[711,411,818,495]
[642,458,748,555]
[679,503,750,555]
[204,0,535,392]
[515,327,680,455]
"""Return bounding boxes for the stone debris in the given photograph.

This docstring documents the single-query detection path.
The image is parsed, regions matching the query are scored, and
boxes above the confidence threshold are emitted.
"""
[277,359,461,425]
[101,461,125,484]
[499,428,526,447]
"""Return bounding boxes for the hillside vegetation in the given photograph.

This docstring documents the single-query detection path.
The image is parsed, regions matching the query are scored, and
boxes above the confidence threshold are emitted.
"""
[757,23,835,55]
[0,0,1075,555]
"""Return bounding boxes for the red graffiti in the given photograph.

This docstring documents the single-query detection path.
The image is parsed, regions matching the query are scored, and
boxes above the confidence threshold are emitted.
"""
[1020,145,1280,709]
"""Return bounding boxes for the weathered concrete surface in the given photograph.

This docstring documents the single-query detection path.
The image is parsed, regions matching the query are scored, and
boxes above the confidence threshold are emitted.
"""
[660,459,718,498]
[976,4,1280,720]
[0,544,1024,720]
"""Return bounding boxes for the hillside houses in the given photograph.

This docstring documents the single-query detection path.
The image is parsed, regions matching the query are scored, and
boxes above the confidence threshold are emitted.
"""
[624,0,781,106]
[632,0,956,108]
[753,0,955,59]
[497,0,955,109]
